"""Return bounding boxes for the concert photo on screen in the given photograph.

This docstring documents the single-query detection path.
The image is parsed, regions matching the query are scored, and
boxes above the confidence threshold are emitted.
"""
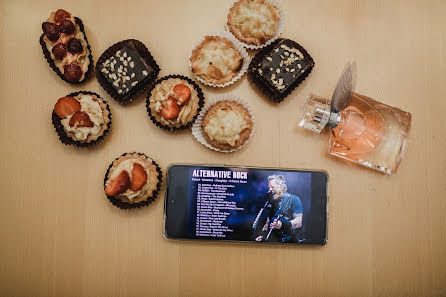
[178,166,326,244]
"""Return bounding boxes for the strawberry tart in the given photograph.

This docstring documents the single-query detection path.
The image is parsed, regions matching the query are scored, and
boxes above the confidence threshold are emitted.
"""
[52,91,111,146]
[104,153,162,209]
[146,75,204,131]
[40,9,93,83]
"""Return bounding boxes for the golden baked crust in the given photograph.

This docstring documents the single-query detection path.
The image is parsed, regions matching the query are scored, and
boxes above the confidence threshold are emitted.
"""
[202,100,253,150]
[64,94,110,143]
[148,78,200,128]
[227,0,279,46]
[105,153,159,204]
[190,36,243,85]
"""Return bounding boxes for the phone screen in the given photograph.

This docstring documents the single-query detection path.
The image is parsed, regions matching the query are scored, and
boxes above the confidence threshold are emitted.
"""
[165,165,328,245]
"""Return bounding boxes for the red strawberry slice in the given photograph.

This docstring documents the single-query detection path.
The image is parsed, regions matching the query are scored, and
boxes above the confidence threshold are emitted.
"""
[54,9,71,23]
[130,163,148,191]
[69,111,94,128]
[160,96,180,120]
[54,96,81,118]
[173,84,191,105]
[105,170,131,196]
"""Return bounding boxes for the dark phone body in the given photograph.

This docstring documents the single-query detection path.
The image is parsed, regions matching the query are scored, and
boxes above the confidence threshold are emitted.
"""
[164,164,328,245]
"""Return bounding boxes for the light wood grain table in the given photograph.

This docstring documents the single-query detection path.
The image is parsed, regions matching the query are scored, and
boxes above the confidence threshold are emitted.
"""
[1,0,445,296]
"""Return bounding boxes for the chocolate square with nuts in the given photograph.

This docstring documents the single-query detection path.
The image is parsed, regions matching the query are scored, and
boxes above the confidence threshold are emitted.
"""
[99,44,154,95]
[248,39,314,103]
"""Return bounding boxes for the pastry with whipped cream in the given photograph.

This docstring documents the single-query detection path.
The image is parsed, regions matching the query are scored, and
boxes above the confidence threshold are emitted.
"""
[52,91,111,146]
[227,0,280,46]
[201,100,253,150]
[190,36,243,85]
[104,153,162,209]
[147,75,204,131]
[40,9,92,83]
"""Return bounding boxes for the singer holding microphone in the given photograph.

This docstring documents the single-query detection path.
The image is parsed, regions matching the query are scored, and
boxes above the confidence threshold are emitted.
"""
[254,175,303,243]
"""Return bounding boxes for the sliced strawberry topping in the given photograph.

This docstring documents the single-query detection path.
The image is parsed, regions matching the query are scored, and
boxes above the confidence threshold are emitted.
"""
[54,9,71,23]
[130,163,148,191]
[173,84,191,105]
[54,96,81,118]
[160,96,180,120]
[63,63,82,82]
[105,170,131,196]
[42,22,60,42]
[69,111,94,128]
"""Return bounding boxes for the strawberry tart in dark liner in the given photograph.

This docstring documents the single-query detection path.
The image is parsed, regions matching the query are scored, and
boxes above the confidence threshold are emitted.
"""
[145,74,205,132]
[104,153,163,210]
[52,91,112,147]
[96,39,160,104]
[248,38,315,103]
[40,17,94,84]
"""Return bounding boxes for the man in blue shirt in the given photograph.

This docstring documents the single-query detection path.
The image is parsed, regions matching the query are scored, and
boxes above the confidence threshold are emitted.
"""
[255,175,303,243]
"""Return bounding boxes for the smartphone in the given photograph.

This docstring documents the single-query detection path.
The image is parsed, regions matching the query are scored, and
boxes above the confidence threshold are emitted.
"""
[164,164,328,245]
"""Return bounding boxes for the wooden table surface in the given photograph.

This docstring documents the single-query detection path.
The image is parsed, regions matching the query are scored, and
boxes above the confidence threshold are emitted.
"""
[1,0,445,296]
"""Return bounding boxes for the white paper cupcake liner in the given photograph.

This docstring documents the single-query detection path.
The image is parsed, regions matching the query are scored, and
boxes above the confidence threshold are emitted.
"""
[189,31,250,88]
[225,0,285,50]
[192,94,255,153]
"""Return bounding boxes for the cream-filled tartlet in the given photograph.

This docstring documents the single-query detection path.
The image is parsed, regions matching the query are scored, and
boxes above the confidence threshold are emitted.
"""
[104,153,161,209]
[147,75,204,131]
[52,91,111,146]
[40,9,92,83]
[201,100,253,151]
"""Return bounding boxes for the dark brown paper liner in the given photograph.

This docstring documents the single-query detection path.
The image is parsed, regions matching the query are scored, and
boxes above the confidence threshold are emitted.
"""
[52,91,112,147]
[40,17,94,84]
[248,38,315,103]
[103,153,163,210]
[145,74,205,132]
[95,39,160,104]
